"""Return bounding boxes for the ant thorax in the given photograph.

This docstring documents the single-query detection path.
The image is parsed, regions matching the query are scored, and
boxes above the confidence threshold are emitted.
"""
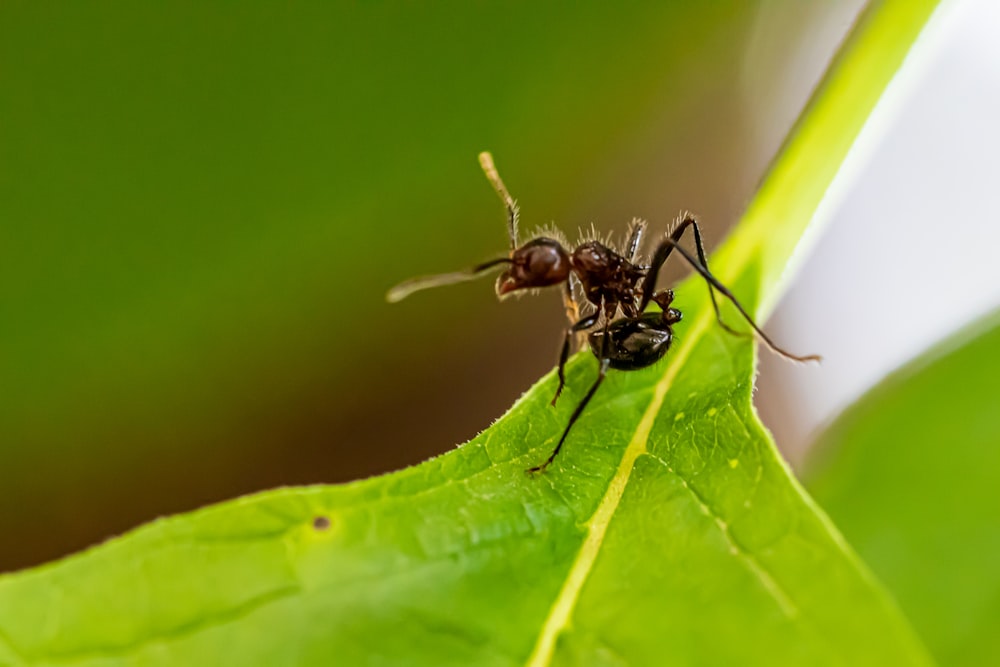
[569,240,646,319]
[504,220,648,325]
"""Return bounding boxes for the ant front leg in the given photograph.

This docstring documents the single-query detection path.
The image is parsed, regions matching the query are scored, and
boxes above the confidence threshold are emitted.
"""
[530,321,611,475]
[552,310,600,406]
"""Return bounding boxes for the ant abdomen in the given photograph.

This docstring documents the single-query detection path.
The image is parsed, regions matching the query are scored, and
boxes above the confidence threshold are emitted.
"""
[588,312,677,371]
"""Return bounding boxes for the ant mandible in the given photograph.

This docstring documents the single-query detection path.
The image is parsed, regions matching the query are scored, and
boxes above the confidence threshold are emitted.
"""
[388,152,819,474]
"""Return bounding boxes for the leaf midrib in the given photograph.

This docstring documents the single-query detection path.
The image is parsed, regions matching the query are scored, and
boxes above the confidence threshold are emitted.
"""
[524,292,715,666]
[522,233,832,665]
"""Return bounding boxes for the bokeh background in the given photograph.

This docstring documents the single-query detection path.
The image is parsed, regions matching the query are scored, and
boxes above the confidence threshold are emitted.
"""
[760,0,1000,461]
[4,1,995,573]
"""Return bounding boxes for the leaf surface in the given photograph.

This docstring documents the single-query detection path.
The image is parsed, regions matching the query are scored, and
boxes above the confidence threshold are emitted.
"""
[0,1,942,665]
[806,310,1000,667]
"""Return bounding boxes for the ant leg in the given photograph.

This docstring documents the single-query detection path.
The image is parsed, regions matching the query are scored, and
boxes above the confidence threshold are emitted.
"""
[530,320,611,474]
[552,311,599,407]
[625,218,648,263]
[640,216,742,337]
[529,357,611,475]
[561,277,580,324]
[644,237,820,362]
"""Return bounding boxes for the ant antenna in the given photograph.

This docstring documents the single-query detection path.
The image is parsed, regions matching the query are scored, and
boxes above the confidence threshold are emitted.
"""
[646,237,821,363]
[478,152,519,250]
[386,257,513,303]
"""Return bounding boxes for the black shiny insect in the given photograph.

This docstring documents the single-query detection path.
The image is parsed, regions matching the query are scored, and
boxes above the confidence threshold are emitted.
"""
[387,152,819,474]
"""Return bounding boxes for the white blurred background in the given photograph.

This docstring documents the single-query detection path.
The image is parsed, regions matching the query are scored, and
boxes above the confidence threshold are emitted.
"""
[756,0,1000,466]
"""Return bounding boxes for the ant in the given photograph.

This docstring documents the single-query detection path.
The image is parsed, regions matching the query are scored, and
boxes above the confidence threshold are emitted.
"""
[388,152,818,474]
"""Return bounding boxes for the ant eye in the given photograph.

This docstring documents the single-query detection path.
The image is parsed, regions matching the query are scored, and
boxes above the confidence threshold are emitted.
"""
[496,238,570,296]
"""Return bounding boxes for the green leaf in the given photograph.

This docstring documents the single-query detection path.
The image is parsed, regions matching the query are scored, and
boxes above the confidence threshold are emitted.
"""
[0,1,941,665]
[0,2,797,566]
[805,310,1000,667]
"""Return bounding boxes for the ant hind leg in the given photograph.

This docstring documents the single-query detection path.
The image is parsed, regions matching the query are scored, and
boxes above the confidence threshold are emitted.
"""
[640,216,744,337]
[644,236,820,362]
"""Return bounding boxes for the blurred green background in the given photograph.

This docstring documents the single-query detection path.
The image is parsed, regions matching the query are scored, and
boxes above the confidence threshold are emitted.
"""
[0,2,858,571]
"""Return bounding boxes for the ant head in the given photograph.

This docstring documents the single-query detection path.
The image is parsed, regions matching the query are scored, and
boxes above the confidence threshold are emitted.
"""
[496,237,571,298]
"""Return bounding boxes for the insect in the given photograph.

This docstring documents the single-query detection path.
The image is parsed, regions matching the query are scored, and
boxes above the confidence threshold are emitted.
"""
[387,152,819,474]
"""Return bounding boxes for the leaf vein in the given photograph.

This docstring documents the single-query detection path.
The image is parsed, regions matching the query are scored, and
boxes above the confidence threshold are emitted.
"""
[646,451,799,619]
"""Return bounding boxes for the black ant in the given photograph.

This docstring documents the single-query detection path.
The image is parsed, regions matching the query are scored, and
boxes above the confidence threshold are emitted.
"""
[388,152,819,474]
